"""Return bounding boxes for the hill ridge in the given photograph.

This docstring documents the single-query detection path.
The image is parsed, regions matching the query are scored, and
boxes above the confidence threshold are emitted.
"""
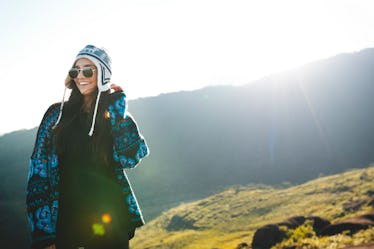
[131,166,374,249]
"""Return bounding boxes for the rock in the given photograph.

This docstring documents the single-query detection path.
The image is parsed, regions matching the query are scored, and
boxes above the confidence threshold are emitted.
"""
[320,213,374,236]
[252,224,286,249]
[276,216,306,229]
[251,215,330,248]
[307,216,331,235]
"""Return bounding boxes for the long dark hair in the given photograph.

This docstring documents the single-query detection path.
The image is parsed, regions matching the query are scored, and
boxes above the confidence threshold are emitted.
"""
[53,80,113,164]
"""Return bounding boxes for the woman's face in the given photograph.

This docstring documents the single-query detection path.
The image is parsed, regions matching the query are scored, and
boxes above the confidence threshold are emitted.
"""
[73,58,98,96]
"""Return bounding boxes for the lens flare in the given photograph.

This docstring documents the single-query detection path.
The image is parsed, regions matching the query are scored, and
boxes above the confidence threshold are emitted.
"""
[92,223,105,236]
[101,213,112,224]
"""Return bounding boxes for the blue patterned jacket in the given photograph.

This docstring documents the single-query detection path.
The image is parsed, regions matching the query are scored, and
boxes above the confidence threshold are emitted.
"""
[26,92,149,248]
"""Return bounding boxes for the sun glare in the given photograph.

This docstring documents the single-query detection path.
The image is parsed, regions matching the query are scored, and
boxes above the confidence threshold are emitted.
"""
[92,223,105,236]
[101,213,112,224]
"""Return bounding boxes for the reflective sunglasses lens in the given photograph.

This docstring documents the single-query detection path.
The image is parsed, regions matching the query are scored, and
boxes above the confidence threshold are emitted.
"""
[69,68,78,78]
[82,67,94,78]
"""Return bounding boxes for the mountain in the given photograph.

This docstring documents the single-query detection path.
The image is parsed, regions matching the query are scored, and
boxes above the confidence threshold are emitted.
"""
[127,47,374,218]
[0,129,37,249]
[129,166,374,249]
[1,47,374,248]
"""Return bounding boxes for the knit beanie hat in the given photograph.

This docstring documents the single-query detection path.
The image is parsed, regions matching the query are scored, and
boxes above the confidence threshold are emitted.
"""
[54,45,112,136]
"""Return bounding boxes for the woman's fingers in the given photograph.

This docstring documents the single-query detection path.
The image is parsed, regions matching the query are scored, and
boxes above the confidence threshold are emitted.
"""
[110,83,123,92]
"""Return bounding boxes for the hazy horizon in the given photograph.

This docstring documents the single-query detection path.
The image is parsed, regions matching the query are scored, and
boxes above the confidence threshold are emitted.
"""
[1,0,374,134]
[0,46,373,136]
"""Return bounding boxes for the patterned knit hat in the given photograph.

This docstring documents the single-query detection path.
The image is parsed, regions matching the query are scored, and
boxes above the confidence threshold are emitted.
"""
[74,45,112,91]
[54,45,112,136]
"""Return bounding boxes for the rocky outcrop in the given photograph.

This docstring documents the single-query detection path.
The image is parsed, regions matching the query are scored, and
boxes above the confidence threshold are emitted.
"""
[252,213,374,249]
[252,224,287,249]
[251,216,330,249]
[320,213,374,236]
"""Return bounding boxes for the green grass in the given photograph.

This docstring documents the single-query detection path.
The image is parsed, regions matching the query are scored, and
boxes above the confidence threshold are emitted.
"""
[130,166,374,249]
[272,222,374,249]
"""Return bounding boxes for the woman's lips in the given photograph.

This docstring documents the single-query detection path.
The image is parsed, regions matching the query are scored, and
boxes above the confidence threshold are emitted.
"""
[79,82,90,85]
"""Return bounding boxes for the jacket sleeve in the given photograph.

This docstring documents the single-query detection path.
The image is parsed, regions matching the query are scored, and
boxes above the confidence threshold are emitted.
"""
[108,91,149,168]
[26,104,60,249]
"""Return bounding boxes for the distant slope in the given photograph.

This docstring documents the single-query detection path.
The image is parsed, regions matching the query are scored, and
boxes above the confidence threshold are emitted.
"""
[0,129,37,249]
[127,47,374,219]
[130,166,374,249]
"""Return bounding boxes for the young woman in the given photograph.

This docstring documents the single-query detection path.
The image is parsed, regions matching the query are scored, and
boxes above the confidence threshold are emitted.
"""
[26,45,149,249]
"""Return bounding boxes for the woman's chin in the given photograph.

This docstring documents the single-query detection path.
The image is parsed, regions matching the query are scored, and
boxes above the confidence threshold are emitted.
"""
[79,88,96,96]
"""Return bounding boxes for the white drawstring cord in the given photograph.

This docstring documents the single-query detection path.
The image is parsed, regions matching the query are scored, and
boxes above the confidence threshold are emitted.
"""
[88,90,101,136]
[53,87,67,129]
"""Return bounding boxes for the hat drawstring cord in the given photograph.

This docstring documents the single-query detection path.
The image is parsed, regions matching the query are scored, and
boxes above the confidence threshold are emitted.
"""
[88,90,101,136]
[53,87,67,129]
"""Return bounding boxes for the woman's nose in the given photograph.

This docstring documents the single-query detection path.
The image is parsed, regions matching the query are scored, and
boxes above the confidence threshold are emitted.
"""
[77,69,84,78]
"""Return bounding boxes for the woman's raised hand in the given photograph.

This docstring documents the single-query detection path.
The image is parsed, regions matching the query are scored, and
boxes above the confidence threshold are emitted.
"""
[110,83,123,93]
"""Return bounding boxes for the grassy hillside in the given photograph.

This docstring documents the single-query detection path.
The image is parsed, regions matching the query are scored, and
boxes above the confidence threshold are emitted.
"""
[130,166,374,249]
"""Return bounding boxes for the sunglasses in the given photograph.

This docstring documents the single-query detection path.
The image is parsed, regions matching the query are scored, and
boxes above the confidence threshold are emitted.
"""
[69,67,96,78]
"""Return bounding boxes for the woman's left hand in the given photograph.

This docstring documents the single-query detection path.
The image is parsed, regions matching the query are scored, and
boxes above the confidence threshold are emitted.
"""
[110,83,123,93]
[108,83,127,124]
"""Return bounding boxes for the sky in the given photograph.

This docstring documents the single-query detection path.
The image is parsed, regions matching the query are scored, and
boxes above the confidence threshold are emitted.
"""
[0,0,374,135]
